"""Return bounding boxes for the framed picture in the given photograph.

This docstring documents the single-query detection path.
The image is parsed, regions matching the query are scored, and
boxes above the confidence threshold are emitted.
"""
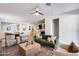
[39,24,42,29]
[29,26,31,30]
[6,26,11,31]
[22,24,26,31]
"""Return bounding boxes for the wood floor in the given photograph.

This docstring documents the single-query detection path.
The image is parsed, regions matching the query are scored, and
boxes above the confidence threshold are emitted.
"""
[0,43,54,56]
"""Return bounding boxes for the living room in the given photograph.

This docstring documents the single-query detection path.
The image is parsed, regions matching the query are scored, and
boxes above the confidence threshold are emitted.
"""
[0,3,79,56]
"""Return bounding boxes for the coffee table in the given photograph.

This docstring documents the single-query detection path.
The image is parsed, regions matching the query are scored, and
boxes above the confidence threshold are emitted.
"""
[19,42,41,56]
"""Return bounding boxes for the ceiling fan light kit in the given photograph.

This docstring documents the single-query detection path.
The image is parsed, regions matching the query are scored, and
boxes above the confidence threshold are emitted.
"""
[30,6,44,16]
[35,12,39,16]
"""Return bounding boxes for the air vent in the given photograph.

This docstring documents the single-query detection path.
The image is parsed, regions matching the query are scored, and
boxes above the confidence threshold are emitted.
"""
[46,3,51,6]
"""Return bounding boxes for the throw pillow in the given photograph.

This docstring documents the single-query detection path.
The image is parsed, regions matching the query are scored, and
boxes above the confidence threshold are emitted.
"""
[47,36,52,42]
[68,42,79,53]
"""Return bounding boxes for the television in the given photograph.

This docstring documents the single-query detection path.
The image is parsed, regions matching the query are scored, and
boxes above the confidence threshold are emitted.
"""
[41,31,45,35]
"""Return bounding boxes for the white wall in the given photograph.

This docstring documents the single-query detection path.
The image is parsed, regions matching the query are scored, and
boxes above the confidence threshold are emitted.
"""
[0,22,1,39]
[59,14,79,46]
[0,22,1,32]
[45,14,79,46]
[45,17,53,35]
[19,23,32,35]
[1,22,17,33]
[1,22,32,35]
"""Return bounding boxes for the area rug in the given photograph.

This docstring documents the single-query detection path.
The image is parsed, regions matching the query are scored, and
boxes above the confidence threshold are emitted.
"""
[0,45,19,56]
[0,45,54,56]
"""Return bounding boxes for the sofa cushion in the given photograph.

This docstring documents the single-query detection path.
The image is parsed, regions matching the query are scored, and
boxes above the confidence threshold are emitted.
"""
[42,35,51,40]
[68,42,79,53]
[34,38,55,48]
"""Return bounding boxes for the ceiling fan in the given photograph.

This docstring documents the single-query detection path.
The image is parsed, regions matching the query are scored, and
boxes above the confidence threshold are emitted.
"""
[30,6,44,16]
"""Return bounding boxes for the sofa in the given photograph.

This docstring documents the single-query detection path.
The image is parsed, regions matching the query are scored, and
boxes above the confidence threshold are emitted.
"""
[54,44,79,56]
[34,38,55,48]
[34,35,55,48]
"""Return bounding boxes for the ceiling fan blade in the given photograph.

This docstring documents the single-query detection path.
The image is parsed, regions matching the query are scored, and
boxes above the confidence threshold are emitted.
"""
[30,12,35,14]
[39,12,44,15]
[29,6,44,15]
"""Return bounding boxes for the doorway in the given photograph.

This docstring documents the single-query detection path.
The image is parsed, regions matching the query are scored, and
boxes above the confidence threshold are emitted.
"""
[53,18,59,38]
[53,18,59,48]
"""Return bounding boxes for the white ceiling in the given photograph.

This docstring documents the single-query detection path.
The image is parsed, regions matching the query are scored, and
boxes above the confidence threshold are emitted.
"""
[0,3,79,23]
